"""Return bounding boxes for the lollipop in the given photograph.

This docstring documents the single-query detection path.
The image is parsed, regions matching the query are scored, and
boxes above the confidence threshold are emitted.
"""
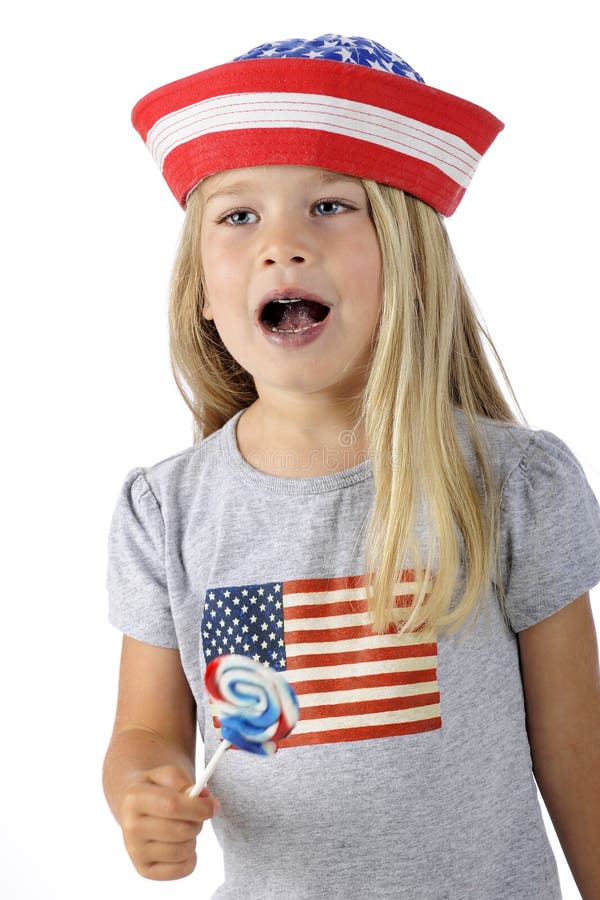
[188,654,299,797]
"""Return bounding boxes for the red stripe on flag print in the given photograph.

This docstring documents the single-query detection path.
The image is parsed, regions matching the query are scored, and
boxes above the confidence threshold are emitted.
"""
[282,719,440,747]
[290,667,438,695]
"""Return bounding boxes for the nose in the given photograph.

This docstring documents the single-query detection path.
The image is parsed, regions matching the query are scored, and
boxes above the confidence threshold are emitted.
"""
[264,252,305,266]
[260,213,313,268]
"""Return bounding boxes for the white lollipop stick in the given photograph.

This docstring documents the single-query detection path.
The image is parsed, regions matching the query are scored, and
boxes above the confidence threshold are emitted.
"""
[188,739,231,797]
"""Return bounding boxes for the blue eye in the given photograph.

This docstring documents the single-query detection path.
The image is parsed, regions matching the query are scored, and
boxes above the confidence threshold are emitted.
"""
[222,210,258,226]
[314,200,348,216]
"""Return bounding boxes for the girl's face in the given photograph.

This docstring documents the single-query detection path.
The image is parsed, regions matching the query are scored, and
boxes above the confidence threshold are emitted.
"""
[199,165,382,400]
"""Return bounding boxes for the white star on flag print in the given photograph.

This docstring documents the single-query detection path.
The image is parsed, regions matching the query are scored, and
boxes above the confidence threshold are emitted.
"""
[201,572,442,748]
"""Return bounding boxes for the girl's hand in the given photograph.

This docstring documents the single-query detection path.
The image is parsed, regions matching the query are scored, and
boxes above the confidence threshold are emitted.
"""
[120,764,221,881]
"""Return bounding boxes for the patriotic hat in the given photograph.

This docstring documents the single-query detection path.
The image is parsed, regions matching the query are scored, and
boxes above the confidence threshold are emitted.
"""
[132,35,504,216]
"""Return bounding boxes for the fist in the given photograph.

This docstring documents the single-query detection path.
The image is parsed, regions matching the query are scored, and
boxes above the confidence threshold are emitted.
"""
[120,764,220,881]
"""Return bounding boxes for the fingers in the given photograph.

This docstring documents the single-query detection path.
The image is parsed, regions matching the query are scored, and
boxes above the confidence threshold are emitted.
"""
[124,780,215,824]
[131,813,204,843]
[120,765,220,881]
[135,845,199,882]
[123,829,201,881]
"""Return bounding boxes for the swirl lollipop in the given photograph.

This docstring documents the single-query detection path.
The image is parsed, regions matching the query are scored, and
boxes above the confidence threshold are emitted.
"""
[188,654,299,797]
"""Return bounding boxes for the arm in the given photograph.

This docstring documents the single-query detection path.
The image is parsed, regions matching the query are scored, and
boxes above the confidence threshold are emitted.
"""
[518,592,600,900]
[103,636,219,880]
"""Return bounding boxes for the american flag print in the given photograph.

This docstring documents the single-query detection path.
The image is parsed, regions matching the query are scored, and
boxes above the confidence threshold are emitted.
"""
[234,34,426,83]
[201,572,442,748]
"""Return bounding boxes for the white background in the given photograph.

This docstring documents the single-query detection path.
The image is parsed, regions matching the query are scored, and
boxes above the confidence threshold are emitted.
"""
[2,1,598,897]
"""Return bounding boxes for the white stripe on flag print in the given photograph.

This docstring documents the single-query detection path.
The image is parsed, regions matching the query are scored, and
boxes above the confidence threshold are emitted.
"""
[280,573,441,747]
[146,92,480,188]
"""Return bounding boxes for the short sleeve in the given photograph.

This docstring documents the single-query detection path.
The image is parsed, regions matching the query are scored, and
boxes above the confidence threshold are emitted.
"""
[106,467,178,648]
[498,430,600,632]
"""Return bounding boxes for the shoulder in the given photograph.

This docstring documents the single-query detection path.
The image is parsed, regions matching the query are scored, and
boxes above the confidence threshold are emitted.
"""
[127,416,236,509]
[451,406,534,486]
[451,406,592,497]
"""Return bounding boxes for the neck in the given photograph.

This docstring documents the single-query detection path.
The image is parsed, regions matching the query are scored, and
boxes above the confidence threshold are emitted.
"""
[236,394,368,477]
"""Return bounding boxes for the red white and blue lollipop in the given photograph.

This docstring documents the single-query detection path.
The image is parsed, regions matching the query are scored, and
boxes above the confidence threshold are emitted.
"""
[188,654,299,797]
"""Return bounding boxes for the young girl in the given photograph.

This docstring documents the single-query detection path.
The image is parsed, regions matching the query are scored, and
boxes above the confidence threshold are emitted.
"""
[103,35,600,898]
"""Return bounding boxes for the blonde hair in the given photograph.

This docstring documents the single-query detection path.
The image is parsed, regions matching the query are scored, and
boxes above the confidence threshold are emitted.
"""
[168,177,527,643]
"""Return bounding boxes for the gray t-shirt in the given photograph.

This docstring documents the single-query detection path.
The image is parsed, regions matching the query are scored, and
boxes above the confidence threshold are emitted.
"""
[106,407,600,899]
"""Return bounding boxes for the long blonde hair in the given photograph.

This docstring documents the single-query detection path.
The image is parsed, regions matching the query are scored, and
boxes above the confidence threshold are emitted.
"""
[168,177,527,642]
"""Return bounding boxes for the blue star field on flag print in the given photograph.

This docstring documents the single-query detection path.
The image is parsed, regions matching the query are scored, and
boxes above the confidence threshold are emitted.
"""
[201,581,288,671]
[233,34,425,83]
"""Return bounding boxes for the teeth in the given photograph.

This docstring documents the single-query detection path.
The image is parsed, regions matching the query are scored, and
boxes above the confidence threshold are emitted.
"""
[272,297,301,304]
[269,321,322,334]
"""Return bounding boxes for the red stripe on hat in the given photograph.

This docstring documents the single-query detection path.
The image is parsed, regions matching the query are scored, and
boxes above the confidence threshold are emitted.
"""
[163,128,465,215]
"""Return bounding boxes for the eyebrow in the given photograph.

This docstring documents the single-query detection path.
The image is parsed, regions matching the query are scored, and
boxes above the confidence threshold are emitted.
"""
[319,171,361,185]
[202,181,255,205]
[202,171,361,205]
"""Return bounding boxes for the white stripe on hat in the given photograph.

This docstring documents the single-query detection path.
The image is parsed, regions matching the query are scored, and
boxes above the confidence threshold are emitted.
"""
[146,92,481,189]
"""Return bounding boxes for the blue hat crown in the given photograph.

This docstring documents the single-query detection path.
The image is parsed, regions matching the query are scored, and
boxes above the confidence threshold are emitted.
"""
[233,34,425,83]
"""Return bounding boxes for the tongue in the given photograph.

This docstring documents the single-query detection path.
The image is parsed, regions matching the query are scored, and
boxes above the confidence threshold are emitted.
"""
[277,300,324,331]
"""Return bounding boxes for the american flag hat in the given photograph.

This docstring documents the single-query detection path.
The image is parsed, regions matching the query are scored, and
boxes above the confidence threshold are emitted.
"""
[132,34,504,216]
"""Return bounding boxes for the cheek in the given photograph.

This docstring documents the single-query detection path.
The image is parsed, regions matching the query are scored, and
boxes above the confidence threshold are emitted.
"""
[347,233,382,303]
[202,257,248,326]
[202,242,230,296]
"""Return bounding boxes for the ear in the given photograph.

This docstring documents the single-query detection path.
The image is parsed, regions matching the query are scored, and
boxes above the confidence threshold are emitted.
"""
[201,296,214,320]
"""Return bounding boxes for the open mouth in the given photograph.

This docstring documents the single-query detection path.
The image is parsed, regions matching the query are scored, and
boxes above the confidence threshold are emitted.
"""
[260,297,331,333]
